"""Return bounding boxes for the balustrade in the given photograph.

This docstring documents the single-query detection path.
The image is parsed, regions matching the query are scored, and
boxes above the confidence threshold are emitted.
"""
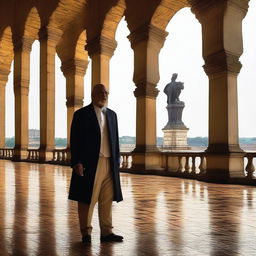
[0,147,255,184]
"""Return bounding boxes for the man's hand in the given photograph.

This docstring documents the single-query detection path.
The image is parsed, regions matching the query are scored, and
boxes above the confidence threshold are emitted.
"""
[73,163,84,176]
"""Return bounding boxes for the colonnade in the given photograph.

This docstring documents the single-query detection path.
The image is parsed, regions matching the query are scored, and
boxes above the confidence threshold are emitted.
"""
[0,0,251,182]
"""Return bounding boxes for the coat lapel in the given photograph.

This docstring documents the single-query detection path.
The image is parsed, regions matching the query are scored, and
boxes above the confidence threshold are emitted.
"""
[88,103,101,133]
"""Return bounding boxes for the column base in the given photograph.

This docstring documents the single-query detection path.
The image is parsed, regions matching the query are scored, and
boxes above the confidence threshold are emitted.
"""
[12,147,28,161]
[39,148,54,162]
[131,146,163,173]
[202,145,245,182]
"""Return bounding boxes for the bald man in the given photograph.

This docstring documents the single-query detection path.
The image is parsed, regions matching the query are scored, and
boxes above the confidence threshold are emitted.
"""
[68,84,123,243]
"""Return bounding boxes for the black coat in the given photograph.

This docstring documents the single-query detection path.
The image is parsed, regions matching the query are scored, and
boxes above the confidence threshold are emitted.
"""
[68,103,123,204]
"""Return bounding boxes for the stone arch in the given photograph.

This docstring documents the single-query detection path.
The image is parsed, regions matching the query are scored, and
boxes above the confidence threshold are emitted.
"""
[49,0,87,31]
[0,26,13,76]
[151,0,190,30]
[101,0,126,39]
[75,30,87,60]
[24,7,41,40]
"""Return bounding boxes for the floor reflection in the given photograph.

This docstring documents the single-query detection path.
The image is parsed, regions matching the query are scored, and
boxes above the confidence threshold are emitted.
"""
[0,160,256,256]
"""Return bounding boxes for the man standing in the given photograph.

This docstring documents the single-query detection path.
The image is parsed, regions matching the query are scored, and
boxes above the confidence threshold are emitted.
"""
[68,84,123,243]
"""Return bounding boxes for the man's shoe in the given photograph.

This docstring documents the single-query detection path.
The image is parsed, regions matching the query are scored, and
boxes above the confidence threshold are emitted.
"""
[82,235,91,243]
[100,233,123,242]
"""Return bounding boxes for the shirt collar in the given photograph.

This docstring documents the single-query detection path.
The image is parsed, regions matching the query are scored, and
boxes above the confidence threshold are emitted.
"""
[93,104,107,114]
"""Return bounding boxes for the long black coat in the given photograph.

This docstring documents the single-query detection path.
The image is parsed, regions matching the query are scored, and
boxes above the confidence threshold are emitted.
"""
[68,103,123,204]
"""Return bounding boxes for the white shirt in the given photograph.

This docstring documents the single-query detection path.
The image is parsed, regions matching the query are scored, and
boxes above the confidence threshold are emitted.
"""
[93,105,111,157]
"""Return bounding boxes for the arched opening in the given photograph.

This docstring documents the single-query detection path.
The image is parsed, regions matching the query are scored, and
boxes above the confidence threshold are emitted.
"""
[55,54,67,148]
[29,40,40,148]
[24,7,40,149]
[0,26,14,147]
[158,7,208,149]
[238,0,256,150]
[5,61,14,147]
[109,17,135,152]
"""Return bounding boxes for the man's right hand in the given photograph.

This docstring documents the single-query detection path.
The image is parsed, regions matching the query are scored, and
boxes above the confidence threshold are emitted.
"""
[73,163,84,176]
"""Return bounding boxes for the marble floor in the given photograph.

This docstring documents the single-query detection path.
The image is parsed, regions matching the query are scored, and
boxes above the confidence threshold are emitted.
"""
[0,160,256,256]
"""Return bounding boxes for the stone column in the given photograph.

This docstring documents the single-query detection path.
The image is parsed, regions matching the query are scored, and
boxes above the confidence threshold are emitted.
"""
[12,38,33,160]
[0,68,10,148]
[61,58,88,148]
[39,27,62,162]
[191,0,249,181]
[85,36,117,90]
[128,24,168,171]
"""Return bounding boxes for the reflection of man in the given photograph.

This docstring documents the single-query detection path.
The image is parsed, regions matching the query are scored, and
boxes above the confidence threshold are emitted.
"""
[68,84,123,243]
[164,73,184,104]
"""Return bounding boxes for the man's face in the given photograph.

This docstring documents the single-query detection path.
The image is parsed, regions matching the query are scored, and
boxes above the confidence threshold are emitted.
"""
[92,84,109,108]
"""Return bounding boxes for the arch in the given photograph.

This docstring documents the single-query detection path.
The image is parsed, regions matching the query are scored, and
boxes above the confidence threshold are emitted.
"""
[0,26,13,75]
[157,7,208,138]
[49,0,87,31]
[24,7,41,40]
[75,30,87,60]
[151,0,190,30]
[101,0,126,39]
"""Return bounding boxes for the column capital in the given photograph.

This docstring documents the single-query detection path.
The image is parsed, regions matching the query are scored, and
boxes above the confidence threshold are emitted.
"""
[203,50,242,76]
[134,82,159,98]
[190,0,249,20]
[13,37,33,53]
[39,26,62,46]
[66,96,84,108]
[85,35,117,58]
[61,58,89,77]
[128,24,168,50]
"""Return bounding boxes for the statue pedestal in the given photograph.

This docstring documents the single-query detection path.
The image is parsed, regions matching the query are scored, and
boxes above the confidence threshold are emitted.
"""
[162,128,189,150]
[162,102,190,150]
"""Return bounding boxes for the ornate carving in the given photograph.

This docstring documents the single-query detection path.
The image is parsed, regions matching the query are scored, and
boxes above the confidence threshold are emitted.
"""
[203,50,242,76]
[85,35,117,57]
[61,58,89,76]
[128,24,168,49]
[134,82,159,98]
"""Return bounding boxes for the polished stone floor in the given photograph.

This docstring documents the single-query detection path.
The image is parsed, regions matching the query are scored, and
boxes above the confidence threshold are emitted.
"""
[0,160,256,256]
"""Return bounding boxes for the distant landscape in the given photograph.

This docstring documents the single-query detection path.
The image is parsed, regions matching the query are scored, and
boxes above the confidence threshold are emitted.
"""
[4,134,256,151]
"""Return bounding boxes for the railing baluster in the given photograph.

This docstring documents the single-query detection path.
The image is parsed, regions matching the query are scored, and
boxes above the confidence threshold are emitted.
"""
[177,156,183,172]
[184,156,190,173]
[191,156,196,175]
[245,155,255,179]
[199,156,206,175]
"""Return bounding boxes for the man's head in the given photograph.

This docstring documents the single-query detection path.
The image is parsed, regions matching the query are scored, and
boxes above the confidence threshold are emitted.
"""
[91,84,109,108]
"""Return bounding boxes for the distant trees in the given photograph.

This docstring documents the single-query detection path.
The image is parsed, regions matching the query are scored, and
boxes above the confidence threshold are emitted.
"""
[4,135,256,148]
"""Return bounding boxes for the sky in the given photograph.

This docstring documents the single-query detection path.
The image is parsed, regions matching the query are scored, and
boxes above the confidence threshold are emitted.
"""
[5,1,256,138]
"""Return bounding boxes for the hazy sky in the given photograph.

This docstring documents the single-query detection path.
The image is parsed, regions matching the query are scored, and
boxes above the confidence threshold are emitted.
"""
[5,1,256,138]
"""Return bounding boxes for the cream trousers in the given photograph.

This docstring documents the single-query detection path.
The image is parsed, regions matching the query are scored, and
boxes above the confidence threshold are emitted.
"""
[78,157,114,236]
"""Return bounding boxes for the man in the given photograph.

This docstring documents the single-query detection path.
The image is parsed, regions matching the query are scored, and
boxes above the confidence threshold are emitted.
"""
[68,84,123,243]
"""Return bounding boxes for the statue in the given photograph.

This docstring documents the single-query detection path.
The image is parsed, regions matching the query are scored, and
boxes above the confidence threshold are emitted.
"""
[162,73,189,149]
[164,73,184,104]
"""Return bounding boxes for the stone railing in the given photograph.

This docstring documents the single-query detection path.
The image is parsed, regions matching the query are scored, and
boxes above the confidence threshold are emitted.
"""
[120,152,133,169]
[1,147,256,182]
[120,151,256,182]
[244,152,256,179]
[27,148,39,160]
[161,152,207,178]
[0,148,14,159]
[51,148,69,165]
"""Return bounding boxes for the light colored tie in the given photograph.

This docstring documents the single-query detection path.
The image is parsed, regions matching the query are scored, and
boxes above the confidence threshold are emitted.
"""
[99,110,104,131]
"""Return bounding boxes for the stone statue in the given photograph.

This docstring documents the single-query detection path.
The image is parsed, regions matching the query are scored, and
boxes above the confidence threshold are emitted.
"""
[164,73,184,104]
[162,73,189,150]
